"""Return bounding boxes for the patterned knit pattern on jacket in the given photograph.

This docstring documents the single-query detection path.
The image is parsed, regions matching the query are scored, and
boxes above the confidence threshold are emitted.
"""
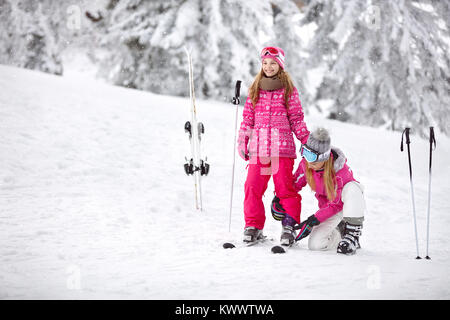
[238,87,309,159]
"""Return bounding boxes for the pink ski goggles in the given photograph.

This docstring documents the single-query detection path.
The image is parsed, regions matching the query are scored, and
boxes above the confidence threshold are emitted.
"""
[261,47,282,56]
[260,46,285,69]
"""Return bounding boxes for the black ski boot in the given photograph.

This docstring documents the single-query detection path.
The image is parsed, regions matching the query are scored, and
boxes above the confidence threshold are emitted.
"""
[243,226,264,243]
[337,222,362,255]
[337,220,346,237]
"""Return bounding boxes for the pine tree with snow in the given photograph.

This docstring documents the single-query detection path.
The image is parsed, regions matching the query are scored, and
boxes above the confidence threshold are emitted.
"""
[0,0,63,75]
[271,0,308,94]
[90,0,305,100]
[300,0,450,136]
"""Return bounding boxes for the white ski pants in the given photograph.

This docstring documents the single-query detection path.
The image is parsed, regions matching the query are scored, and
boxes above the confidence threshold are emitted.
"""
[308,181,366,251]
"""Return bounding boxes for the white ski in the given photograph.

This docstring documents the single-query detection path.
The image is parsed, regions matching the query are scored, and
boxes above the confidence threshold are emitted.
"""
[183,47,209,211]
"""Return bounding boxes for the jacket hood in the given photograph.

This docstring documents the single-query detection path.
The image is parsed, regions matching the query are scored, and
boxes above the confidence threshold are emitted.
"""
[331,146,346,172]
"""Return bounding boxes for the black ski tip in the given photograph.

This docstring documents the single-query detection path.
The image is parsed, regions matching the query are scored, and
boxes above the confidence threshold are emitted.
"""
[415,256,422,260]
[223,242,236,249]
[425,256,431,260]
[271,245,286,254]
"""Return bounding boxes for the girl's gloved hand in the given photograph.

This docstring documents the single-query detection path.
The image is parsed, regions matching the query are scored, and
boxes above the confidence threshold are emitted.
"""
[294,214,320,241]
[271,196,286,221]
[238,135,249,161]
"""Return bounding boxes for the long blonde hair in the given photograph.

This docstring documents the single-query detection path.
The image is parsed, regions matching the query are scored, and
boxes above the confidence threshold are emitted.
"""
[305,157,337,201]
[248,68,295,109]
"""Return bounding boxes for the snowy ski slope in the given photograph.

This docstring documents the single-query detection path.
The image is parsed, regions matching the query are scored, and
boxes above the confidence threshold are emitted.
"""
[1,65,449,299]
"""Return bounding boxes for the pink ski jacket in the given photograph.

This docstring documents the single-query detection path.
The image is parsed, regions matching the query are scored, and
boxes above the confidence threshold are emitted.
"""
[238,87,309,159]
[293,148,357,222]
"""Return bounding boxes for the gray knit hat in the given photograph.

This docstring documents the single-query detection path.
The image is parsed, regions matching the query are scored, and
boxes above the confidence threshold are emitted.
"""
[305,127,331,162]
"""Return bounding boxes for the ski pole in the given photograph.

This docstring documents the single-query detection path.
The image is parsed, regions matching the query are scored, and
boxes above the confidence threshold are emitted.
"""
[401,128,421,259]
[228,80,242,232]
[425,127,436,260]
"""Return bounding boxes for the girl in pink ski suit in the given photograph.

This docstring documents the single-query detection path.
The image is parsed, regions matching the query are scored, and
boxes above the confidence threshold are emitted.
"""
[238,46,309,241]
[293,127,365,254]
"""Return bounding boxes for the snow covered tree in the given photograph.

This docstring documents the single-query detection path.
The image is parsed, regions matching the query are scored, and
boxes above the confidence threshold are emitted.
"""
[300,0,450,136]
[271,0,308,95]
[0,0,63,75]
[91,0,305,100]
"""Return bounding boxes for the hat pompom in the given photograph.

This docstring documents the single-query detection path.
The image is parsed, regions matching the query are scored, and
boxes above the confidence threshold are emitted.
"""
[311,127,330,143]
[306,127,331,159]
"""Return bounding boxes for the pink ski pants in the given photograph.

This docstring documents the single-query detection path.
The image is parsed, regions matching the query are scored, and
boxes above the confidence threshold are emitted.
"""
[244,156,301,230]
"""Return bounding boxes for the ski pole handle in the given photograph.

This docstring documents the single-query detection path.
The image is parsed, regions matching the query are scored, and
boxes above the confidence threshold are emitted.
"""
[429,126,436,172]
[400,127,411,152]
[429,127,436,150]
[232,80,242,105]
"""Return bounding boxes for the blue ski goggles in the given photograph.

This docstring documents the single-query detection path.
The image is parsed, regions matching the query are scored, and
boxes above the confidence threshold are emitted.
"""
[301,145,320,162]
[301,145,331,163]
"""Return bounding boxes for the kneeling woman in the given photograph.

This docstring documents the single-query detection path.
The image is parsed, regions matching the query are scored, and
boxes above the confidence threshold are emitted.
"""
[293,127,366,255]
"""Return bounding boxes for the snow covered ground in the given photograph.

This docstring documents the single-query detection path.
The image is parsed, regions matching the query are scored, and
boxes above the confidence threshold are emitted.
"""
[1,65,449,300]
